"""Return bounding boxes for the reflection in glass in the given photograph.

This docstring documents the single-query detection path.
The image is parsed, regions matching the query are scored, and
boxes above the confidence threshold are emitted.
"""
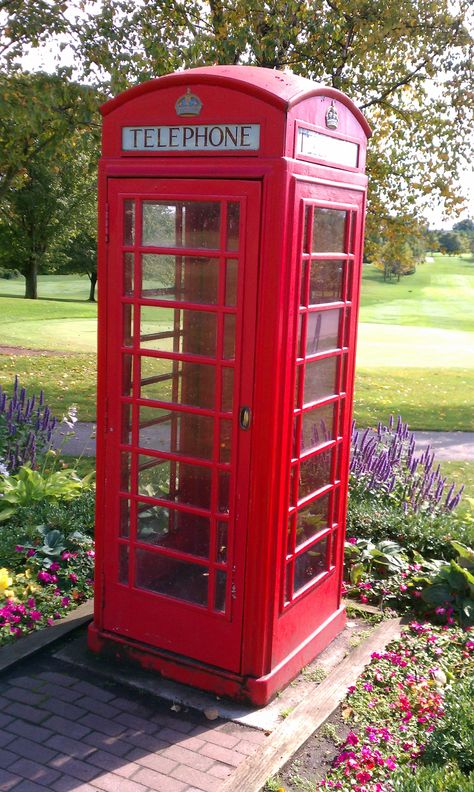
[137,502,210,558]
[299,449,333,499]
[312,209,347,253]
[123,200,135,246]
[122,355,133,399]
[140,306,217,357]
[138,455,212,510]
[121,402,132,445]
[225,259,238,305]
[301,402,335,453]
[219,420,232,463]
[223,314,236,359]
[303,356,338,405]
[294,538,328,592]
[124,252,134,296]
[300,260,308,306]
[140,356,216,410]
[123,304,134,347]
[221,367,234,412]
[142,201,220,249]
[138,406,214,461]
[135,549,208,606]
[119,499,130,538]
[141,254,220,304]
[118,544,129,584]
[219,471,230,513]
[309,260,344,305]
[226,203,240,250]
[306,309,341,355]
[215,570,227,612]
[217,521,228,562]
[295,493,330,547]
[120,453,131,492]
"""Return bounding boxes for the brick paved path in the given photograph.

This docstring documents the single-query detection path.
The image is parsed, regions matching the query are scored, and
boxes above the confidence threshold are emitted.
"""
[0,651,267,792]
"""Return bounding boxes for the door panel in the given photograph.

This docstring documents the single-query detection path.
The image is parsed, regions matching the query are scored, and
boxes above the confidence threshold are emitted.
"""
[102,178,260,672]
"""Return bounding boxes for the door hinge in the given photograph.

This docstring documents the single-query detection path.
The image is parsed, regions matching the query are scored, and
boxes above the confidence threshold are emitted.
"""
[105,203,110,243]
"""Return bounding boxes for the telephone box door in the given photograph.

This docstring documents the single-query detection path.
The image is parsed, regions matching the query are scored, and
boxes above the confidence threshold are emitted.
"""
[101,178,260,672]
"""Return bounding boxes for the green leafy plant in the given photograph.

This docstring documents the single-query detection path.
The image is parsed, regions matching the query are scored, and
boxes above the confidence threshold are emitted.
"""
[0,464,92,521]
[422,675,474,773]
[421,541,474,627]
[391,763,474,791]
[344,538,408,585]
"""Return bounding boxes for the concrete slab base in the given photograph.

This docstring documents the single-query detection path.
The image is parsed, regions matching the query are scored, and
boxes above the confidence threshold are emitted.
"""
[55,616,367,732]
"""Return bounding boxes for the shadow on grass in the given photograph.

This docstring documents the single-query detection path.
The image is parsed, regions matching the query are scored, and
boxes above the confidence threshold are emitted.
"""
[0,293,94,304]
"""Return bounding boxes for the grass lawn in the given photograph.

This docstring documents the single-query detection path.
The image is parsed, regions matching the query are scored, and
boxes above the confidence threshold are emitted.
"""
[0,255,473,431]
[440,461,474,510]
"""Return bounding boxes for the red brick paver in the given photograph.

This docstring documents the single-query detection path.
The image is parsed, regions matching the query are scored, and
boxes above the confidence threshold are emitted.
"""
[0,650,268,792]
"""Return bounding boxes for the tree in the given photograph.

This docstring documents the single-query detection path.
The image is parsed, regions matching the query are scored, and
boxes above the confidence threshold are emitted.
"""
[60,229,98,302]
[438,231,463,256]
[0,73,99,298]
[69,0,474,232]
[368,216,425,281]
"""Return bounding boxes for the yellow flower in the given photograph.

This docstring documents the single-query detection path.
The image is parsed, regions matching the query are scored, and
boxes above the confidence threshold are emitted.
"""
[0,567,13,598]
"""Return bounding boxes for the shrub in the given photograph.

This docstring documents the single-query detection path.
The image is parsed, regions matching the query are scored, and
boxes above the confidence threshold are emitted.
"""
[0,465,91,521]
[0,377,57,473]
[391,763,474,791]
[422,676,474,773]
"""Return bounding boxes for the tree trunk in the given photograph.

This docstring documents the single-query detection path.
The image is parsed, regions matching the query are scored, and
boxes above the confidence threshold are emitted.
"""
[24,258,38,299]
[88,271,97,302]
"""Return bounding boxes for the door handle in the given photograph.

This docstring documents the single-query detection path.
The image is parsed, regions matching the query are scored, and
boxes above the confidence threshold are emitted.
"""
[239,406,251,430]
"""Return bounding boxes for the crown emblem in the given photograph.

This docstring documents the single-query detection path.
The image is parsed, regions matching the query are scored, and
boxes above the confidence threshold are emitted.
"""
[175,88,203,117]
[325,100,339,130]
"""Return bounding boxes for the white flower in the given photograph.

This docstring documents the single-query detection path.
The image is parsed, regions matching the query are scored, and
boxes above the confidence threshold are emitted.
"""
[62,404,78,429]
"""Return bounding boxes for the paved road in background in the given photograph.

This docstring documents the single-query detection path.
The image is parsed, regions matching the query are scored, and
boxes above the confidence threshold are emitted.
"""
[55,422,474,461]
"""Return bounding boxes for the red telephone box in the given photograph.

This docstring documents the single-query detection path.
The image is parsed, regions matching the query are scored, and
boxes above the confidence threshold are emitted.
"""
[89,65,371,705]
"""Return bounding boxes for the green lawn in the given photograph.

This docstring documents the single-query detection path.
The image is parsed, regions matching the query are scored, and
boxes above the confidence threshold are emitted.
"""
[0,255,473,431]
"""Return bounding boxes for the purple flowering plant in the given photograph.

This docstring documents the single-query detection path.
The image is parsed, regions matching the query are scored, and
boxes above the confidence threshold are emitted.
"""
[350,416,464,515]
[0,376,57,475]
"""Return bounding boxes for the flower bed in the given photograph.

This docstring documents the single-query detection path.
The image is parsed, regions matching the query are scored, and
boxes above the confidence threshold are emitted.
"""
[322,622,474,791]
[0,379,95,646]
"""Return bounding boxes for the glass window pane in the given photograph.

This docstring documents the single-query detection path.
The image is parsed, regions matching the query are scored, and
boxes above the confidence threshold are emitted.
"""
[303,205,311,253]
[294,365,302,408]
[135,549,208,606]
[219,471,230,514]
[223,314,236,359]
[309,260,344,305]
[120,453,132,492]
[139,406,214,461]
[294,537,328,593]
[140,356,216,410]
[225,259,238,306]
[124,252,134,296]
[300,260,308,307]
[306,309,341,356]
[221,367,234,412]
[142,201,221,249]
[123,200,135,246]
[303,357,338,406]
[137,502,210,558]
[215,570,227,612]
[121,403,132,444]
[312,209,347,252]
[226,203,240,251]
[122,355,133,399]
[118,544,129,584]
[119,499,130,538]
[301,402,336,454]
[295,493,330,547]
[140,306,217,358]
[138,455,212,510]
[141,254,219,305]
[123,304,134,347]
[217,521,228,562]
[219,420,232,463]
[299,449,333,499]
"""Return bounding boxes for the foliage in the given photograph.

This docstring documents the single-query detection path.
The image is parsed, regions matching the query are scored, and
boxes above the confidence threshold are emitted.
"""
[0,71,100,298]
[421,675,474,774]
[391,762,474,791]
[0,376,57,474]
[350,416,464,515]
[0,464,92,522]
[438,231,464,256]
[0,489,95,571]
[368,218,423,281]
[420,541,474,628]
[321,622,474,791]
[59,229,98,302]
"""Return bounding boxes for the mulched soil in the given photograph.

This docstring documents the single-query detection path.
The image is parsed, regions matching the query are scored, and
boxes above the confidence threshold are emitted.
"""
[275,706,350,790]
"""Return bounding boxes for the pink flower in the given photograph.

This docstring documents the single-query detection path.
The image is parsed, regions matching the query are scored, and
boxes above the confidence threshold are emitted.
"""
[26,549,36,558]
[29,610,42,621]
[346,732,359,746]
[347,537,357,544]
[69,573,78,584]
[61,597,70,607]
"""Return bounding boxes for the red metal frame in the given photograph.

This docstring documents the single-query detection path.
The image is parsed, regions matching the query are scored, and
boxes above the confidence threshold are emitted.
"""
[91,66,370,704]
